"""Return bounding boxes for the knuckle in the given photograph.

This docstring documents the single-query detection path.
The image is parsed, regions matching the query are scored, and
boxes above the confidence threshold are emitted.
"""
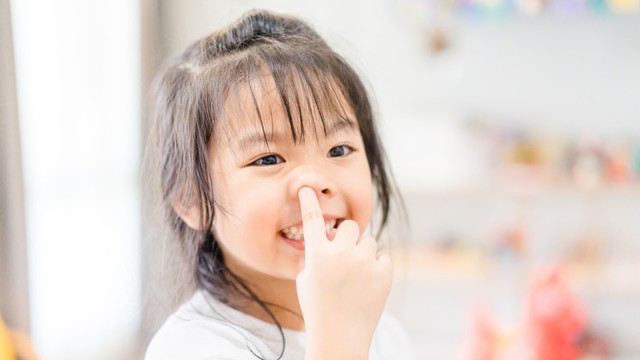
[331,243,348,255]
[338,219,360,235]
[302,210,322,222]
[340,219,358,228]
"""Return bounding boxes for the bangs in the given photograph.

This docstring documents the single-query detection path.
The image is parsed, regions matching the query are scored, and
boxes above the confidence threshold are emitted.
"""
[215,45,358,146]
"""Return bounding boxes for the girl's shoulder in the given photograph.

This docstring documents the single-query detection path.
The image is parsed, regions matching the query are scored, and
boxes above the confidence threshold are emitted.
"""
[145,290,415,360]
[144,290,283,360]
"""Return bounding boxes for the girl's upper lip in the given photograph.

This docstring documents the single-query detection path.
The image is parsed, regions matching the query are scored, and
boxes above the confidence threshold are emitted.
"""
[280,215,343,230]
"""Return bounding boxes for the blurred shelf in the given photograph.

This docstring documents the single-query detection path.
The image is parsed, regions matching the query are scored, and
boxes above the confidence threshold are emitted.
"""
[391,247,490,281]
[391,247,640,296]
[401,183,640,199]
[566,262,640,297]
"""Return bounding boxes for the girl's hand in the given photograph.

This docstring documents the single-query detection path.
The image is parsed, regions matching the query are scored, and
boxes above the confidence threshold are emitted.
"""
[296,187,393,360]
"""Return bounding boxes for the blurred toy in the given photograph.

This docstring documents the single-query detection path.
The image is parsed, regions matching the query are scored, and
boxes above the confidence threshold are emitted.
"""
[523,265,587,360]
[567,232,605,266]
[457,303,497,360]
[569,138,608,188]
[493,221,526,258]
[576,329,612,359]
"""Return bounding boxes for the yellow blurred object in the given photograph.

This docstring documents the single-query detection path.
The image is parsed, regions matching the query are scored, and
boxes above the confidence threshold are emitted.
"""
[0,316,16,360]
[8,331,38,360]
[607,0,640,12]
[0,315,38,360]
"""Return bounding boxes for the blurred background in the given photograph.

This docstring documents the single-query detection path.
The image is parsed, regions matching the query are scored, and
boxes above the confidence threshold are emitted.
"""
[1,0,639,359]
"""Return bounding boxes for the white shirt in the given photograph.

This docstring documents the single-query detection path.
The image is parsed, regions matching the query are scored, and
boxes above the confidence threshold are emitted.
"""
[146,290,415,360]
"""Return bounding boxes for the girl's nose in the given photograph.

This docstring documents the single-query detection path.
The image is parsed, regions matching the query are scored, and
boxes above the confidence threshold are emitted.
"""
[289,167,335,199]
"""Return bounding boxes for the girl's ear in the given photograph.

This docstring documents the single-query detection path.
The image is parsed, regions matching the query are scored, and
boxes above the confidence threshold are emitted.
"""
[172,198,205,230]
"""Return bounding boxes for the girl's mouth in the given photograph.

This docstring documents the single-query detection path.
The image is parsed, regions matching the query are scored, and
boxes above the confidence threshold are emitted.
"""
[280,218,339,240]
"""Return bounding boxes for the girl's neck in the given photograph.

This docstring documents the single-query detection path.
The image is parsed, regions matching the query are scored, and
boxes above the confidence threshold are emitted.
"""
[226,265,305,331]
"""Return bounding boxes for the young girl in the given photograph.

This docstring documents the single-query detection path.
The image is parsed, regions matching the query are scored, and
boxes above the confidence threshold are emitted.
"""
[145,9,414,360]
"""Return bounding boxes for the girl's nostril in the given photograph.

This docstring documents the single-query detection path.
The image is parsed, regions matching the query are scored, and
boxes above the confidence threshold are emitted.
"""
[321,188,329,194]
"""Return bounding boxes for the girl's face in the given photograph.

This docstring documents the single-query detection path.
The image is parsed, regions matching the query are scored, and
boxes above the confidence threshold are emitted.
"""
[209,77,373,283]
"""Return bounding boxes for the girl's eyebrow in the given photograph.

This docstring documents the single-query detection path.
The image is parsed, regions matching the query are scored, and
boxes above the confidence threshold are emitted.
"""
[232,131,284,151]
[325,117,357,138]
[233,117,356,151]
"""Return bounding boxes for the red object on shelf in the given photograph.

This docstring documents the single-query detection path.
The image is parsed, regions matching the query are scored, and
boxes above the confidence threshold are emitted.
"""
[457,303,497,360]
[524,265,587,360]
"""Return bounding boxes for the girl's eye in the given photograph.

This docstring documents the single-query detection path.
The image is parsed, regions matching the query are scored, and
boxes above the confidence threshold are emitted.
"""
[328,145,353,158]
[251,154,284,166]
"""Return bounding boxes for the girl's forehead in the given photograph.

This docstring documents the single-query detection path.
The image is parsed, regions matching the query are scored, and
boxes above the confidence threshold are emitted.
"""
[215,73,356,146]
[221,76,290,135]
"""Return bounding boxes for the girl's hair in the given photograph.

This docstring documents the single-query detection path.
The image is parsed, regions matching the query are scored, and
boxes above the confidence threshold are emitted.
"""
[151,8,400,355]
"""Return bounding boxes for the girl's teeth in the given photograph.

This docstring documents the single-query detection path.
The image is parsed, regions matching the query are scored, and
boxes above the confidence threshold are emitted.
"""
[325,221,332,234]
[281,219,336,240]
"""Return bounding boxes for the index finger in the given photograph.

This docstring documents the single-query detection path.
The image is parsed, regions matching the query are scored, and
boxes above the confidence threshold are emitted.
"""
[298,187,327,254]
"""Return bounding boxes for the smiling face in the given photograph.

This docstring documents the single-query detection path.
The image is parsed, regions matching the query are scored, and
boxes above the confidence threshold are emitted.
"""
[208,74,373,284]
